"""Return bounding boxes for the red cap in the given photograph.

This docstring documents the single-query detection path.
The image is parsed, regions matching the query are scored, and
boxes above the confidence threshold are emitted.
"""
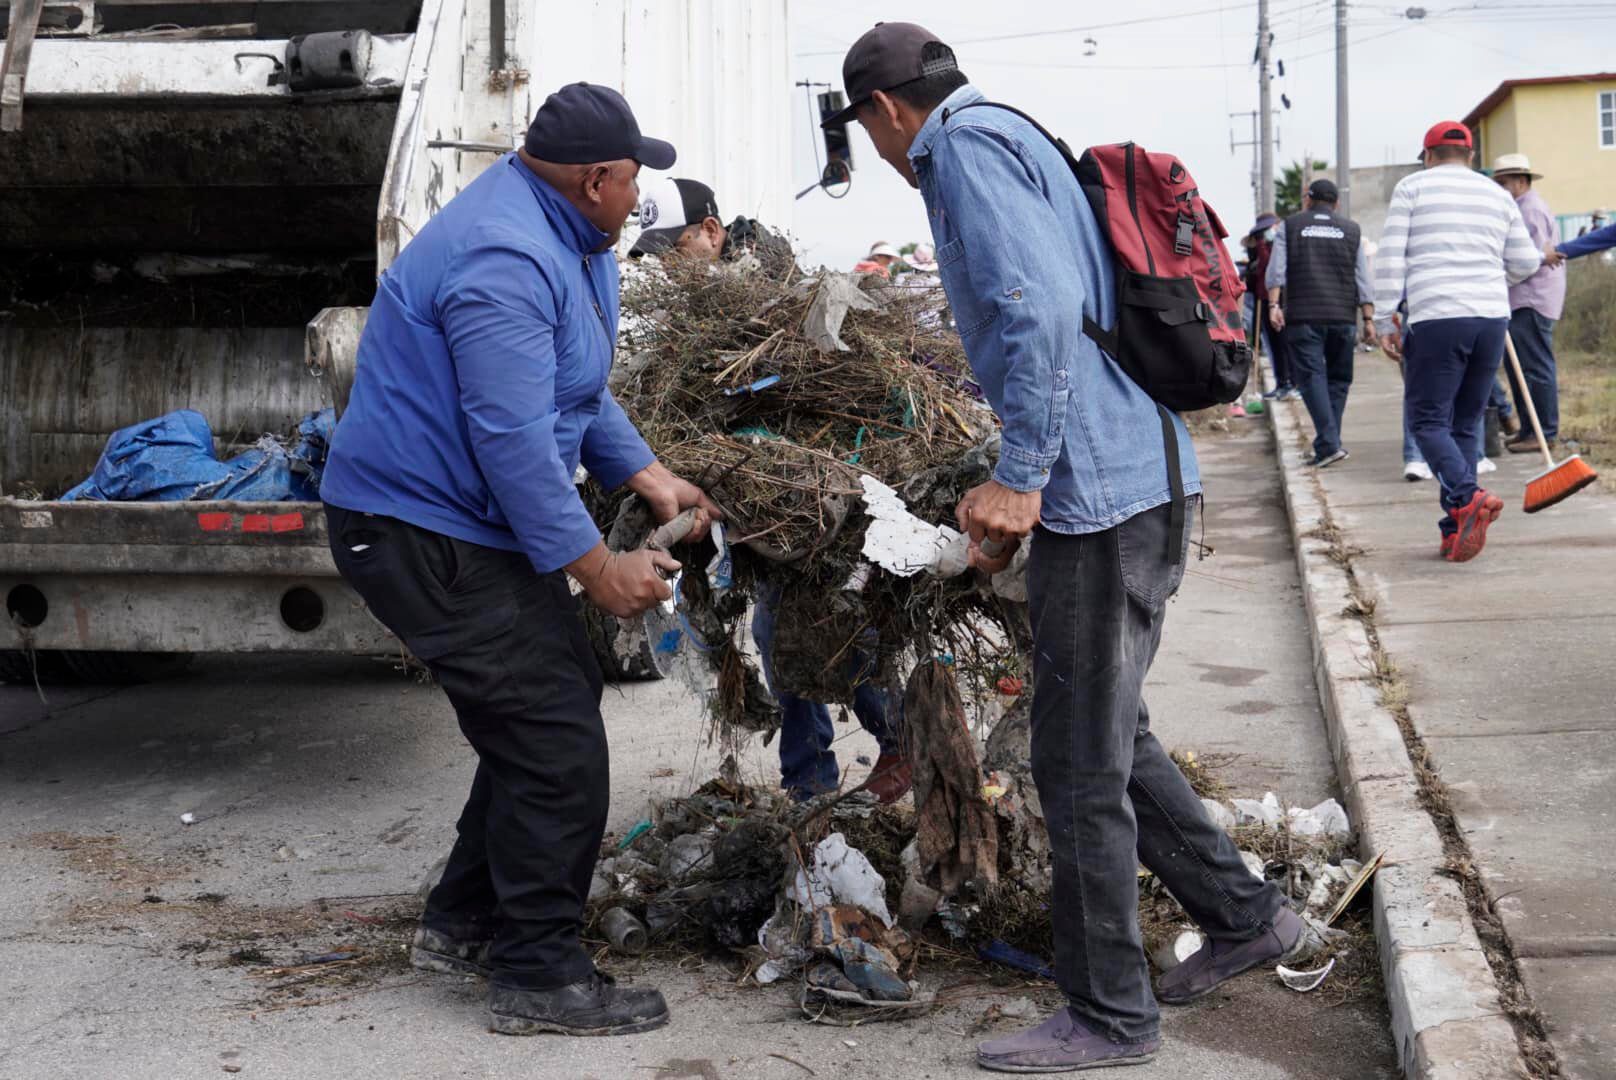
[1422,120,1473,153]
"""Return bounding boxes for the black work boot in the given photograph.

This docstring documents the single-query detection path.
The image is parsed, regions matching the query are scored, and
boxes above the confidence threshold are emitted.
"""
[410,925,493,978]
[487,972,670,1036]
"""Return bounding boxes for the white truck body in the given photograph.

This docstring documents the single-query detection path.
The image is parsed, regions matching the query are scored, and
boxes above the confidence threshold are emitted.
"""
[0,0,793,667]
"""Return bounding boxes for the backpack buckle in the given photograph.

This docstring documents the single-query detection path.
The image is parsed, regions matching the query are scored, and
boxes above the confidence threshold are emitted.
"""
[1173,213,1195,257]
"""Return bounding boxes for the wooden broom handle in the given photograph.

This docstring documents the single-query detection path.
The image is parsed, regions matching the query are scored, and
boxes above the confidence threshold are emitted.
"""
[1502,331,1556,470]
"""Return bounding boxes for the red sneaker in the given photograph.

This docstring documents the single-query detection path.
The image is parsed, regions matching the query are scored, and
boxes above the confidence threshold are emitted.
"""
[1446,490,1503,563]
[864,751,913,804]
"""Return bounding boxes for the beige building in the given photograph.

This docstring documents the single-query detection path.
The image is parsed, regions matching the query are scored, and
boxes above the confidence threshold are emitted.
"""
[1464,72,1616,224]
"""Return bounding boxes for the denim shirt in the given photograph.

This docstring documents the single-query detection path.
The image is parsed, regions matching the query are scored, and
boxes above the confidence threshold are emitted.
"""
[322,155,655,572]
[909,85,1200,534]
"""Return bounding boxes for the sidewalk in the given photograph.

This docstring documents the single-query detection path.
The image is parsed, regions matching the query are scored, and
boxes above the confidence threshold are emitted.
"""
[1278,351,1616,1079]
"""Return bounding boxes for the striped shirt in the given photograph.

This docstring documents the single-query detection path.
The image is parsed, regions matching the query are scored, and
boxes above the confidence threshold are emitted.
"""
[1372,163,1542,333]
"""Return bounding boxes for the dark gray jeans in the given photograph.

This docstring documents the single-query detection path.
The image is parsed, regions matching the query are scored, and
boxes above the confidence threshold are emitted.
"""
[1028,500,1286,1043]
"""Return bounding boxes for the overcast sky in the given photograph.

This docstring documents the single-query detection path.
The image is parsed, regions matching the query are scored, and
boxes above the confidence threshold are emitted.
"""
[787,0,1615,270]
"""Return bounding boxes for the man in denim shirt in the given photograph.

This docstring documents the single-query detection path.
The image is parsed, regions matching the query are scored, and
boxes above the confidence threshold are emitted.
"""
[827,24,1305,1072]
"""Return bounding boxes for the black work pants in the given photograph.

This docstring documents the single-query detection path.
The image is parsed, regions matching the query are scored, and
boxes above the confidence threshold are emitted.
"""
[325,504,606,990]
[1028,501,1285,1043]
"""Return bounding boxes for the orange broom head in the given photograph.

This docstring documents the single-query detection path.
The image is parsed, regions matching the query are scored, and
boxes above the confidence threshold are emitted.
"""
[1523,454,1598,514]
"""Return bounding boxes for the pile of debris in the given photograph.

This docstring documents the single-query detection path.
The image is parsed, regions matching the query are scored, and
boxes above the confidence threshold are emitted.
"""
[588,750,1379,1019]
[603,260,1026,735]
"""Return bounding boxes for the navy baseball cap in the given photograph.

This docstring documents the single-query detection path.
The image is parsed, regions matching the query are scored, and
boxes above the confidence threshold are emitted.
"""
[524,82,676,169]
[1307,178,1339,202]
[822,22,957,128]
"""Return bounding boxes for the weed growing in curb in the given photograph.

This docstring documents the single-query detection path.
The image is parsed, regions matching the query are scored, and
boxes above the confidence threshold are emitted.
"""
[1304,471,1562,1079]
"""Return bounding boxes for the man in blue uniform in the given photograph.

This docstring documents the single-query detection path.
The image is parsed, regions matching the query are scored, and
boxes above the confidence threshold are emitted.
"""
[321,83,718,1037]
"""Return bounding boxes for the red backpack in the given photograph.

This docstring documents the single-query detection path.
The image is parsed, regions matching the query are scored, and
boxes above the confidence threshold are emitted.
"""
[944,102,1251,413]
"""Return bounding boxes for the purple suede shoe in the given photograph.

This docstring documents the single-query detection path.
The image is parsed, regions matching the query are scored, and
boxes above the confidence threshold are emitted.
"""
[1157,906,1312,1005]
[976,1007,1159,1073]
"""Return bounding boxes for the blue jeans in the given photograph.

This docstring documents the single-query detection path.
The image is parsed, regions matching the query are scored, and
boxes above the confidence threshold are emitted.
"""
[1244,293,1292,387]
[1404,317,1508,532]
[1288,322,1356,458]
[751,596,899,798]
[1503,307,1557,440]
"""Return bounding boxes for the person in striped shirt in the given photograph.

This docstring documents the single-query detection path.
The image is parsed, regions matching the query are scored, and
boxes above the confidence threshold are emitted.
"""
[1372,120,1542,562]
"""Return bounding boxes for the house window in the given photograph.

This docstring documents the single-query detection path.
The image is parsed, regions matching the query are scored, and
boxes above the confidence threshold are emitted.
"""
[1603,90,1615,148]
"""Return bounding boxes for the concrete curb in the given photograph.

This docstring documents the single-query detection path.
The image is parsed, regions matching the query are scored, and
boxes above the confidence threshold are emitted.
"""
[1261,395,1525,1079]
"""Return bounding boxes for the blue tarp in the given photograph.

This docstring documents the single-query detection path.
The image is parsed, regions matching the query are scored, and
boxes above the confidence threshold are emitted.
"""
[60,407,336,503]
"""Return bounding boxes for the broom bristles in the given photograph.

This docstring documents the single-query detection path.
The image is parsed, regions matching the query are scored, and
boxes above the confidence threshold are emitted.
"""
[1523,454,1598,514]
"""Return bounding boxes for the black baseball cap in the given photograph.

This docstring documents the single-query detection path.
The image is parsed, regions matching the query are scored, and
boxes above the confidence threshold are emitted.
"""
[1307,178,1339,202]
[630,177,721,256]
[524,82,675,169]
[821,22,958,128]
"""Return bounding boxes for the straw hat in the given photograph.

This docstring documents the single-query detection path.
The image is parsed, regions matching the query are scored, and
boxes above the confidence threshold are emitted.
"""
[867,240,900,260]
[1490,153,1542,180]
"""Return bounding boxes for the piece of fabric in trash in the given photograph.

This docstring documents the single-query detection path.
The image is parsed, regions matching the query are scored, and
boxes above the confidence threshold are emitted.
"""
[905,659,999,895]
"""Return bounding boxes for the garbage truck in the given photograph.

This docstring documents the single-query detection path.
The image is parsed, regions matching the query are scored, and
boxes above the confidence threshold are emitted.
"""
[0,0,793,683]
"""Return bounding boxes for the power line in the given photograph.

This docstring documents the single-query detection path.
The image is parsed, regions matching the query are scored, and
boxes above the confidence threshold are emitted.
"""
[793,0,1327,56]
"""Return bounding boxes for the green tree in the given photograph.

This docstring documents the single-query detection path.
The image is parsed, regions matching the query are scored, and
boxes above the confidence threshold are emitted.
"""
[1275,159,1329,218]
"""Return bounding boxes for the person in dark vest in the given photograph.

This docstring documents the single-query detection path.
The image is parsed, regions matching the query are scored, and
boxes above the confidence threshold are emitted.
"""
[1265,178,1375,468]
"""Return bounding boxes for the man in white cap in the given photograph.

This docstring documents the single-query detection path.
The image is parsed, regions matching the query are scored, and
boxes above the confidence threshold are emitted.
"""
[628,176,794,277]
[1492,153,1566,454]
[854,240,901,278]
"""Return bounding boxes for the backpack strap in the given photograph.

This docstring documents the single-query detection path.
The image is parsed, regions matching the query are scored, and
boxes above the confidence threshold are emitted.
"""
[946,99,1186,565]
[1157,404,1186,567]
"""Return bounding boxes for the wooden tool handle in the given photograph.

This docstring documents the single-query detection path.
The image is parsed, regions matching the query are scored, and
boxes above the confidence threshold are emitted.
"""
[1502,331,1556,470]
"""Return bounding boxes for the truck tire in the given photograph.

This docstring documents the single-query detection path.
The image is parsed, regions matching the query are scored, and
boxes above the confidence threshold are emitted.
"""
[581,604,673,683]
[54,651,195,685]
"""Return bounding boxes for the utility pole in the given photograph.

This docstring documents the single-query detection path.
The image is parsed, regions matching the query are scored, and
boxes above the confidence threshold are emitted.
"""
[1231,110,1261,217]
[1335,0,1350,217]
[1258,0,1275,213]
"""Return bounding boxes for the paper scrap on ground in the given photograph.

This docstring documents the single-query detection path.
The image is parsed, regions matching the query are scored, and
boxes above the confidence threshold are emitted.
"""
[788,832,895,928]
[859,475,960,577]
[1277,956,1336,992]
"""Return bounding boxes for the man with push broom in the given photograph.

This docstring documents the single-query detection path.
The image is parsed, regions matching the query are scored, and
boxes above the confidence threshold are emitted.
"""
[829,22,1306,1073]
[1373,121,1546,562]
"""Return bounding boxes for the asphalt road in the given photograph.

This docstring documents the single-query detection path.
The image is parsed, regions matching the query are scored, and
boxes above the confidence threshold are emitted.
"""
[0,424,1400,1080]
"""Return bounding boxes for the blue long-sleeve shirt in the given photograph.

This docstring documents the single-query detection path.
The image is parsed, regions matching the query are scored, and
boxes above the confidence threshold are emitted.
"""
[1558,221,1616,259]
[908,85,1199,533]
[321,155,655,572]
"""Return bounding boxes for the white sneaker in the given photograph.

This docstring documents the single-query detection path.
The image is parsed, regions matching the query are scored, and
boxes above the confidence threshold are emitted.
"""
[1403,461,1433,481]
[1476,457,1498,474]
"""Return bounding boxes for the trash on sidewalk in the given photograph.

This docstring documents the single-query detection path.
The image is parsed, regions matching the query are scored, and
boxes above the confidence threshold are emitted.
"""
[600,907,648,956]
[1149,929,1205,974]
[1326,850,1384,927]
[1277,957,1337,992]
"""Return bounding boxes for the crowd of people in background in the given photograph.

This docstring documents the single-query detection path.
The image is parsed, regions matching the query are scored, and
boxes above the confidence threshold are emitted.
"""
[1241,119,1610,563]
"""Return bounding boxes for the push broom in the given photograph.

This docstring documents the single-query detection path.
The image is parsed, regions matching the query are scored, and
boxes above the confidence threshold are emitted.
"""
[1503,331,1598,512]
